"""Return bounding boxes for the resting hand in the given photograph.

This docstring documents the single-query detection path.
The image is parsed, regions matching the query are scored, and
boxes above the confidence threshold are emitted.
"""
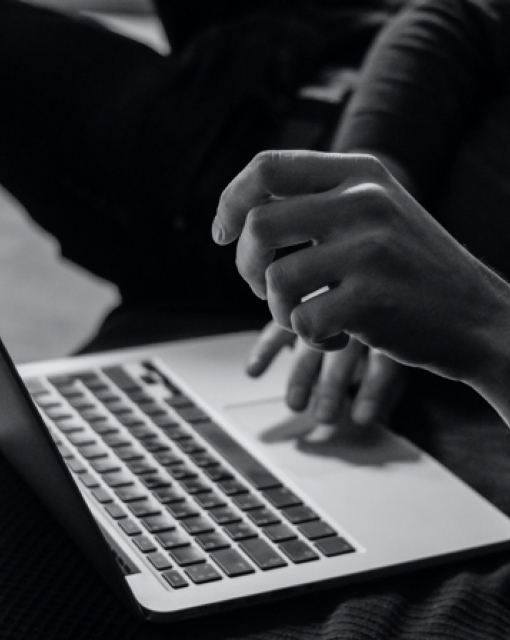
[248,321,405,426]
[213,150,510,397]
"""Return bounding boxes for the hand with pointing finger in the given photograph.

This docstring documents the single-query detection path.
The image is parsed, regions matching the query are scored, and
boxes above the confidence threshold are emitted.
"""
[247,321,404,426]
[213,150,510,426]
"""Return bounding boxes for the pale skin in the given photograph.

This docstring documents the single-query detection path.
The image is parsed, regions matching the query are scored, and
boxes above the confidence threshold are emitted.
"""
[212,150,510,428]
[242,151,413,428]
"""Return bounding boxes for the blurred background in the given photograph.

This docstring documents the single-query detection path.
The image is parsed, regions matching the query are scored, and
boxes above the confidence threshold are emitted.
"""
[0,0,168,363]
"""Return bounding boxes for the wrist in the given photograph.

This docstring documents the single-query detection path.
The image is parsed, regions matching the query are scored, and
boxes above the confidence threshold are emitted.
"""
[465,270,510,427]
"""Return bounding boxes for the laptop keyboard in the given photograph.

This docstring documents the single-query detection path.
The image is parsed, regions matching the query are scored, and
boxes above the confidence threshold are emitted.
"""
[26,361,355,589]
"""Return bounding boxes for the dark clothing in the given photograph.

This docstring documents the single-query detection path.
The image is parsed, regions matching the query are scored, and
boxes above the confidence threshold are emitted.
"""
[0,0,393,312]
[2,2,510,639]
[337,0,510,279]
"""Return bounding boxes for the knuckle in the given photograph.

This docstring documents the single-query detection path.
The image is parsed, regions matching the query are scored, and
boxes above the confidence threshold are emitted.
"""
[265,259,291,295]
[252,150,283,184]
[291,307,323,344]
[245,205,272,243]
[356,153,389,181]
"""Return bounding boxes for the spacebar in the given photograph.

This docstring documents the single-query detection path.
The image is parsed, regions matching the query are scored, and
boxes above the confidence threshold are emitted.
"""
[192,421,281,490]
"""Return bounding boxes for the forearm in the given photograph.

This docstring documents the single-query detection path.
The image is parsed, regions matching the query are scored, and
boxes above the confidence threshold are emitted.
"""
[333,0,510,203]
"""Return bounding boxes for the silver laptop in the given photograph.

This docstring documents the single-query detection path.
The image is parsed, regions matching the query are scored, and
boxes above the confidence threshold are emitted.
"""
[1,330,509,622]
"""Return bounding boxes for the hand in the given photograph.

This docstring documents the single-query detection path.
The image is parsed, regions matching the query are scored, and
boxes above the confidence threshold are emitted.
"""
[248,321,405,426]
[213,150,510,391]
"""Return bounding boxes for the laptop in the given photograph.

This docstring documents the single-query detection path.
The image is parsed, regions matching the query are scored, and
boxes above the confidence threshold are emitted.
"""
[1,330,510,622]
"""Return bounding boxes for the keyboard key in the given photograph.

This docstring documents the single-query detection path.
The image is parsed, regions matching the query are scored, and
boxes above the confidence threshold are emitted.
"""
[153,451,182,466]
[92,488,113,503]
[210,549,255,577]
[102,366,140,391]
[56,444,73,459]
[173,405,210,424]
[102,471,133,488]
[147,551,172,571]
[180,517,214,536]
[89,420,119,435]
[175,439,205,455]
[79,408,109,423]
[298,521,337,541]
[142,513,176,533]
[126,390,153,404]
[132,534,157,553]
[247,508,280,527]
[262,523,297,543]
[209,506,242,525]
[127,425,155,440]
[165,502,199,520]
[185,563,222,584]
[119,519,142,536]
[55,419,84,434]
[202,465,233,483]
[115,486,147,502]
[262,487,302,509]
[282,505,319,525]
[188,452,219,468]
[193,492,226,510]
[162,569,188,589]
[239,538,287,570]
[102,433,131,448]
[152,415,180,429]
[153,486,185,504]
[91,389,121,403]
[314,536,355,557]
[231,493,264,511]
[103,400,132,415]
[223,522,257,541]
[142,438,170,454]
[25,377,49,395]
[79,473,100,489]
[193,421,281,490]
[115,446,144,462]
[162,425,192,442]
[279,540,319,564]
[105,503,126,520]
[217,479,248,496]
[140,474,170,490]
[89,458,121,474]
[44,407,74,421]
[128,500,161,518]
[138,401,167,417]
[167,465,196,481]
[117,414,145,427]
[169,545,206,567]
[67,397,95,410]
[165,394,192,409]
[65,431,93,447]
[66,458,87,474]
[179,478,210,495]
[157,530,190,550]
[195,531,230,552]
[78,443,109,460]
[126,460,158,475]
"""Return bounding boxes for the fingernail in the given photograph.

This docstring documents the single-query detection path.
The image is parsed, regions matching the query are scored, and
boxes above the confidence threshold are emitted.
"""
[212,217,224,244]
[287,387,306,411]
[352,401,374,425]
[246,355,261,376]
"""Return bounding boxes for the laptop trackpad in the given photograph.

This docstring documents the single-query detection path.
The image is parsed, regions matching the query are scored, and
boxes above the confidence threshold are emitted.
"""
[224,398,419,482]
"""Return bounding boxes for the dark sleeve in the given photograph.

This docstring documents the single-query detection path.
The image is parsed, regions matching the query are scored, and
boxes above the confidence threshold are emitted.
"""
[334,0,510,202]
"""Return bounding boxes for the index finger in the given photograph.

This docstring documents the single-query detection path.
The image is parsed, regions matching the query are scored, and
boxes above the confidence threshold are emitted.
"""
[212,150,365,246]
